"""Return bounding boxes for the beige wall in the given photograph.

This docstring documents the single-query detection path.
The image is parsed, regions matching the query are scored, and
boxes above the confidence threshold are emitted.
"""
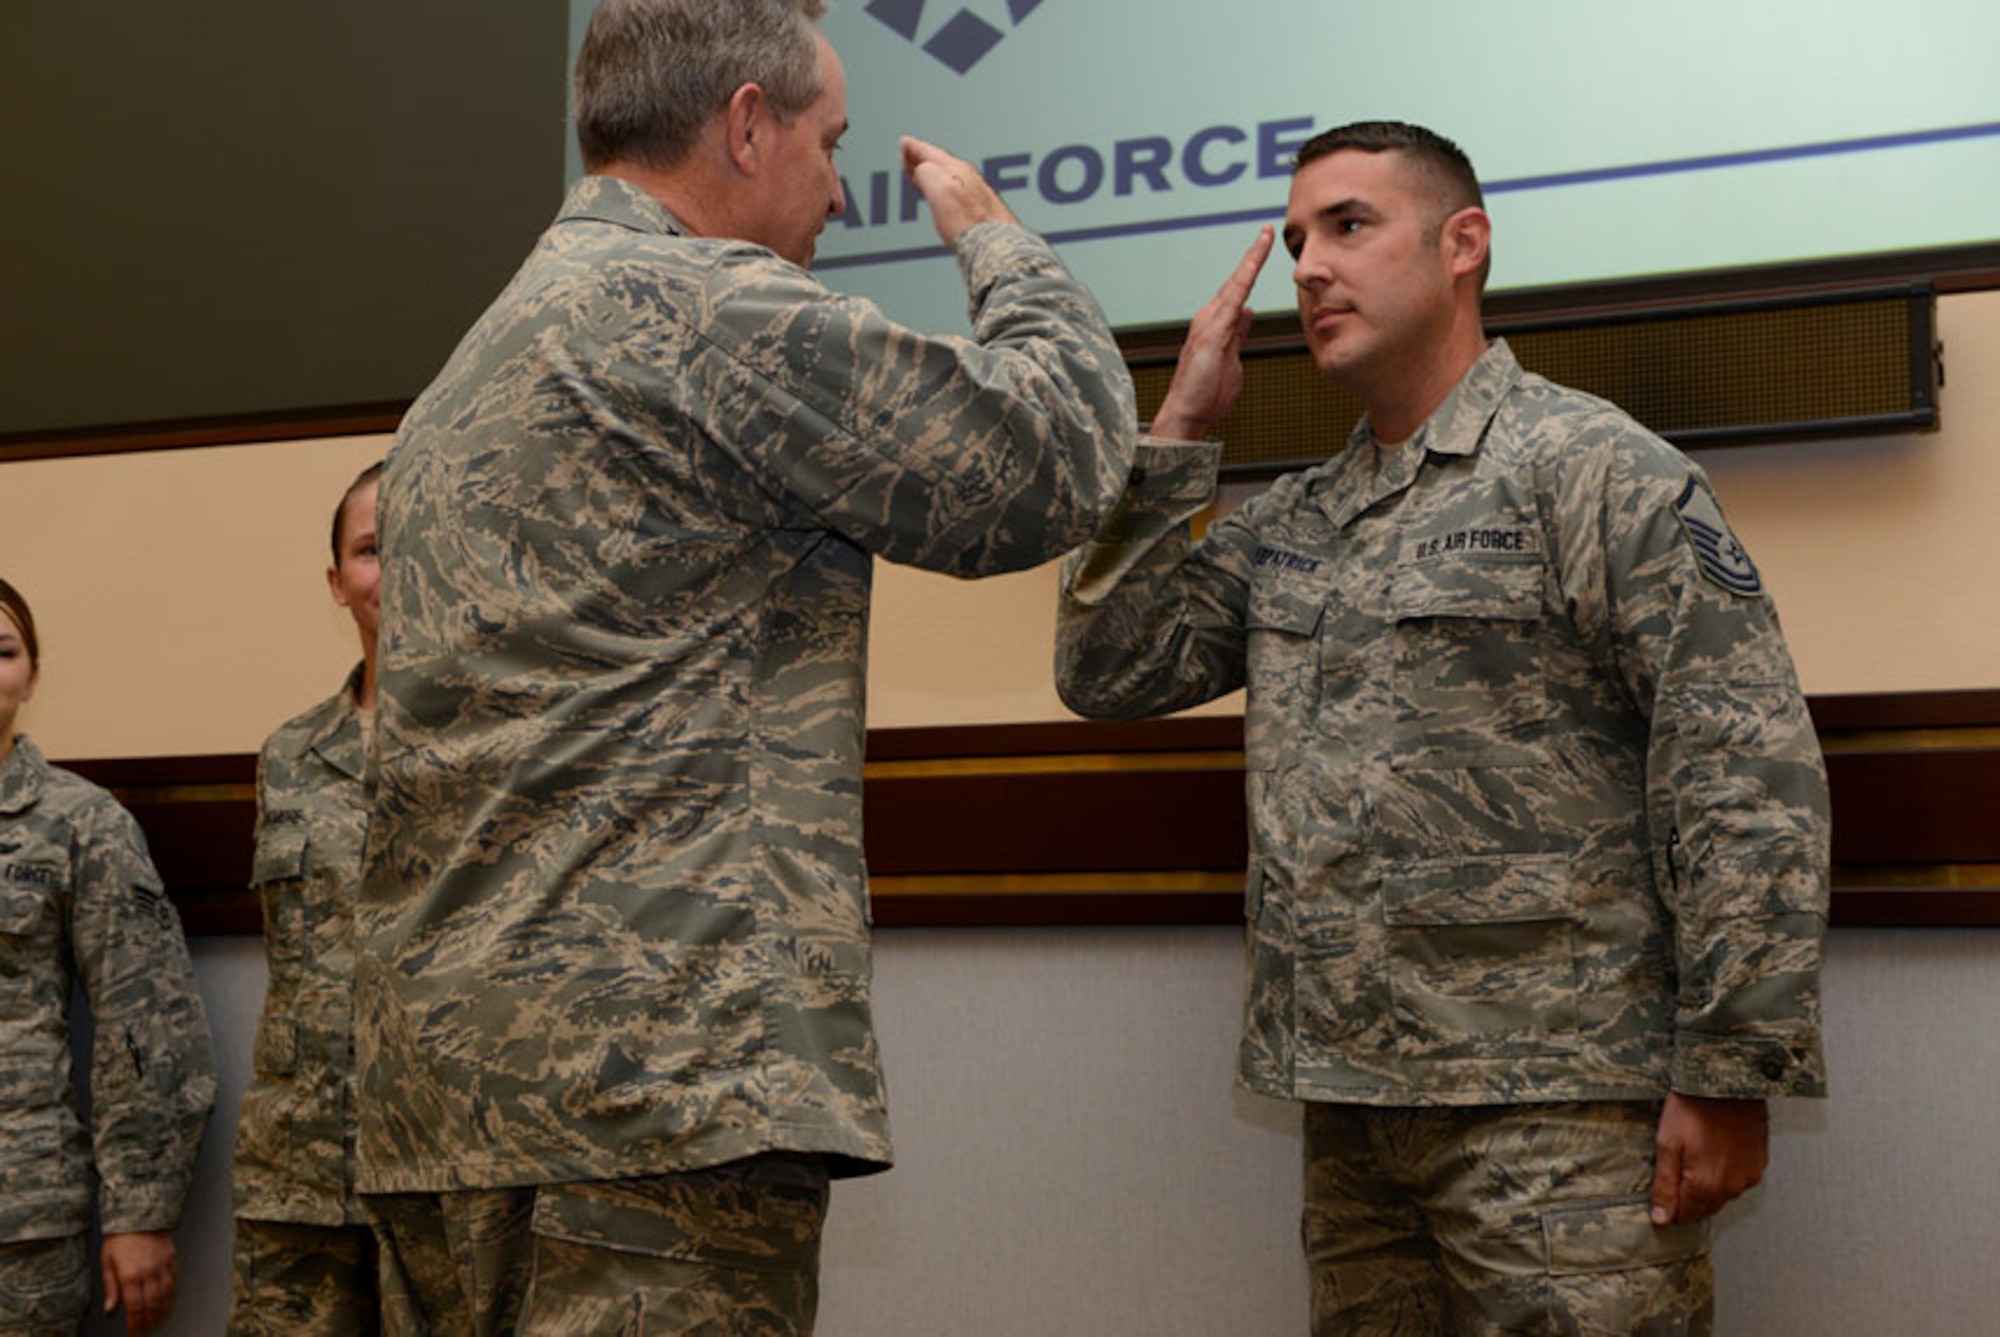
[2,435,389,758]
[6,292,1994,761]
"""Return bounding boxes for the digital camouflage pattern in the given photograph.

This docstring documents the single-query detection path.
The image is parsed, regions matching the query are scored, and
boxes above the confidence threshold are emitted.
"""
[1058,340,1828,1107]
[0,1233,91,1333]
[0,736,215,1243]
[1304,1101,1713,1334]
[360,174,1136,1192]
[233,667,372,1229]
[371,1159,828,1336]
[227,1219,380,1337]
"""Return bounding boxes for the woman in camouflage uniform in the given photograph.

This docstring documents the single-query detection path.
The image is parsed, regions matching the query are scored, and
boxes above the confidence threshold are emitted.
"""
[0,578,215,1336]
[227,463,383,1333]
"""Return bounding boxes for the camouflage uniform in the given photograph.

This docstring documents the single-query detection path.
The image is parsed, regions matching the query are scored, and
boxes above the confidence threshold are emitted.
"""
[229,666,379,1335]
[0,736,216,1333]
[359,174,1134,1325]
[1057,342,1828,1331]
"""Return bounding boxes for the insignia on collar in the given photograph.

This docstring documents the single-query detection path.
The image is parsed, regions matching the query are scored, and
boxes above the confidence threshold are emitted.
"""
[1674,477,1762,596]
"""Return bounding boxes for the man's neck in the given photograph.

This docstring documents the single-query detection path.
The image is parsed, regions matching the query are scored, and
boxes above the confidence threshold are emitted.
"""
[1362,335,1486,444]
[596,156,727,241]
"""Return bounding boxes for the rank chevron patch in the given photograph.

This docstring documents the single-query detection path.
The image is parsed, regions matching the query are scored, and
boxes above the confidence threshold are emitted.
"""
[1674,476,1763,596]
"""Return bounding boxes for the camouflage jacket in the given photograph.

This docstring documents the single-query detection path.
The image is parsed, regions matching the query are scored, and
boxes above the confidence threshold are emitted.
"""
[1058,341,1828,1107]
[0,736,215,1241]
[359,175,1136,1192]
[232,668,370,1225]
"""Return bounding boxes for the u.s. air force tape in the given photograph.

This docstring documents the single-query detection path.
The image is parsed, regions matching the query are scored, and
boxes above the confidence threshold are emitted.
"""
[1674,476,1763,596]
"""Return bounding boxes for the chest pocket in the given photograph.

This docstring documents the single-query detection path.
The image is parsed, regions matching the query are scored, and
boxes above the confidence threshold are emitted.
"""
[251,828,311,889]
[0,863,63,935]
[1244,572,1327,774]
[1389,559,1548,769]
[251,828,313,1014]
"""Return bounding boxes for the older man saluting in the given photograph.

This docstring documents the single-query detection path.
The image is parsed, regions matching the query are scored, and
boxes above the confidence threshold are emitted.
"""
[357,2,1136,1332]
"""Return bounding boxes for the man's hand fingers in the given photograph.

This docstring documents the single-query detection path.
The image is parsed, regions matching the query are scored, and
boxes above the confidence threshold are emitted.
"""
[1650,1135,1683,1225]
[899,136,1016,243]
[1216,226,1274,308]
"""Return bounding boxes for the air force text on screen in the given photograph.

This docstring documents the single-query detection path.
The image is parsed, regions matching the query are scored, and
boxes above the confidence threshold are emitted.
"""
[833,115,1316,237]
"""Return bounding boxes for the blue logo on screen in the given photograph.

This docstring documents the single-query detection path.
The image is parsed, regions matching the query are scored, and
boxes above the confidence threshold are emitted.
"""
[863,0,1041,74]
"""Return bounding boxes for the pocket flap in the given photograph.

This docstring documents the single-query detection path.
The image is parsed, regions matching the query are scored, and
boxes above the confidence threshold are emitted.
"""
[533,1164,827,1272]
[252,1016,300,1076]
[250,831,310,887]
[1542,1193,1709,1275]
[0,884,49,935]
[1390,559,1541,621]
[1382,853,1574,927]
[1246,574,1326,636]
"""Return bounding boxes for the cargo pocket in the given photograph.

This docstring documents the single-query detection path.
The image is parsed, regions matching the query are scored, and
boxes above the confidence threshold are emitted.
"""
[1383,854,1581,1059]
[1542,1193,1709,1275]
[533,1162,829,1271]
[1390,560,1547,769]
[0,1233,91,1325]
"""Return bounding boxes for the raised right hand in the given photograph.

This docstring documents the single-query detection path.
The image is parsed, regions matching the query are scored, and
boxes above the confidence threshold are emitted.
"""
[901,136,1018,247]
[1150,227,1274,442]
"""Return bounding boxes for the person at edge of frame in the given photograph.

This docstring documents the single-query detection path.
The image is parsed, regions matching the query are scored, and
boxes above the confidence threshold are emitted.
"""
[0,577,217,1336]
[226,463,386,1335]
[1055,120,1829,1335]
[352,0,1139,1332]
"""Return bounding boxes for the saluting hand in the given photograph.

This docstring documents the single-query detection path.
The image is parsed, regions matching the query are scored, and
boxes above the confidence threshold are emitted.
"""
[1151,227,1274,442]
[902,136,1018,247]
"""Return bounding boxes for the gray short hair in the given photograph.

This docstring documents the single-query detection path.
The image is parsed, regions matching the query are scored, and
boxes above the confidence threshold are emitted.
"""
[575,0,828,172]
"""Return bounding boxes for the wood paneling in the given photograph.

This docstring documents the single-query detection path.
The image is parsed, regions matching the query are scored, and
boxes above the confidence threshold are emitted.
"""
[55,689,2000,933]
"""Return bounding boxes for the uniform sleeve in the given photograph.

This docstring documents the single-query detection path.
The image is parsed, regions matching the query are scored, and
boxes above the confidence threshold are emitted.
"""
[683,222,1138,577]
[1054,437,1258,720]
[1560,427,1829,1099]
[67,801,217,1233]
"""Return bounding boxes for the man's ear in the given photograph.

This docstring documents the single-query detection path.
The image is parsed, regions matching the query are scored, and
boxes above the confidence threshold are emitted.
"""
[1444,206,1491,282]
[724,81,768,175]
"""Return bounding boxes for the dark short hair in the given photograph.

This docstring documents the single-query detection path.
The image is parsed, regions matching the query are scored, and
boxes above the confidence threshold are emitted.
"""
[1296,120,1489,290]
[331,460,386,565]
[0,578,40,674]
[575,0,828,172]
[1295,120,1485,214]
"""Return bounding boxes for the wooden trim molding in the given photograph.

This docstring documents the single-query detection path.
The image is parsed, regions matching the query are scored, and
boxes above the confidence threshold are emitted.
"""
[56,689,2000,934]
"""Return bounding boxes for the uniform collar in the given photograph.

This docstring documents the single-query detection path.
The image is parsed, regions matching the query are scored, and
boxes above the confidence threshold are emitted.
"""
[555,173,691,239]
[297,665,369,784]
[1311,339,1524,530]
[0,735,49,816]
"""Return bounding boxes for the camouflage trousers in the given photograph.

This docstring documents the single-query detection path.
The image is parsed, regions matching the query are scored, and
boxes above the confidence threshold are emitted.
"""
[366,1156,830,1336]
[1303,1100,1713,1336]
[0,1234,89,1337]
[227,1218,381,1335]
